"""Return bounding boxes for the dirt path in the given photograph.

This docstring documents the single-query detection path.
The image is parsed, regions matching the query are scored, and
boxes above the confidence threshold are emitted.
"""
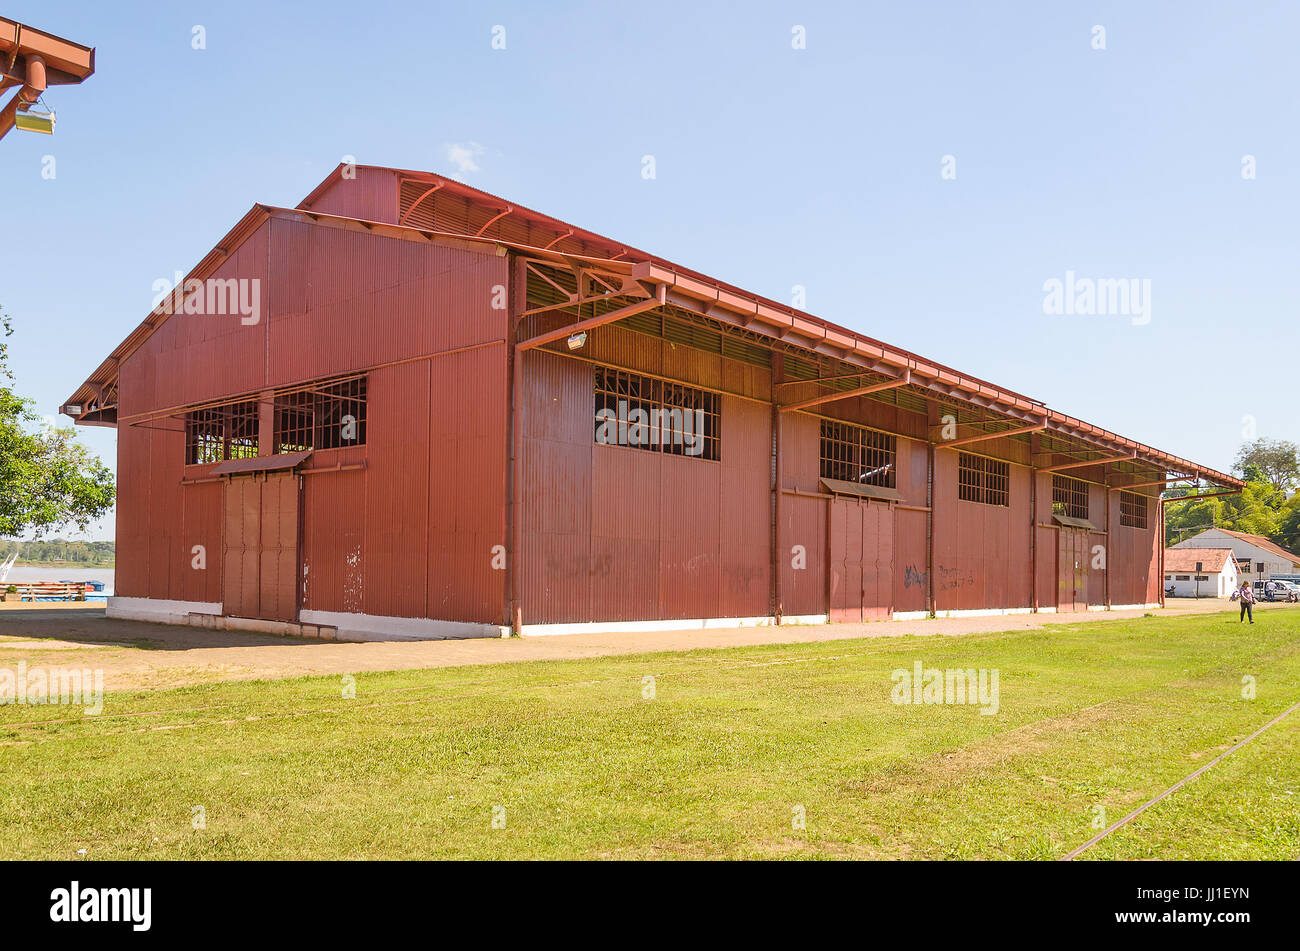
[0,599,1248,691]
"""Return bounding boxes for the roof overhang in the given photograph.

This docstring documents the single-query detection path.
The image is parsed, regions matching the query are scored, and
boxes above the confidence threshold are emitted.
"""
[64,164,1246,495]
[1053,514,1102,531]
[210,451,311,476]
[821,478,904,501]
[0,17,94,87]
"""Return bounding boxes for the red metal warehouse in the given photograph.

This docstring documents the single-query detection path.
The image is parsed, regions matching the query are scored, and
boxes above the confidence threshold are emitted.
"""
[62,165,1242,639]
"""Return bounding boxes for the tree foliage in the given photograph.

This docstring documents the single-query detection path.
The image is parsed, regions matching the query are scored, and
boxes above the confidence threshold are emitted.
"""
[1167,440,1300,550]
[0,306,116,537]
[1234,438,1300,494]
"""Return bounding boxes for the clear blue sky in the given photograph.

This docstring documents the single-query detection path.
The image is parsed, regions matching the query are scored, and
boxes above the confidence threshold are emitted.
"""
[3,1,1296,541]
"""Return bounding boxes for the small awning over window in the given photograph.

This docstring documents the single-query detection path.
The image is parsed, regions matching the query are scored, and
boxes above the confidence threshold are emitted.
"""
[1053,513,1101,531]
[820,478,904,502]
[211,451,312,476]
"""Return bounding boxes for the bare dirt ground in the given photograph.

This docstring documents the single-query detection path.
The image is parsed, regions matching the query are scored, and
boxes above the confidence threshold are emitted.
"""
[0,597,1247,692]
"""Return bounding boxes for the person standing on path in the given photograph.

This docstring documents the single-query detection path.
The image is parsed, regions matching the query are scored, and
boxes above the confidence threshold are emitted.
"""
[1239,582,1256,623]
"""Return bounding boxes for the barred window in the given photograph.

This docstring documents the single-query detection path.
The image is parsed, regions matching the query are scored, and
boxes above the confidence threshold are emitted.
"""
[958,452,1009,507]
[1052,474,1089,519]
[819,419,896,487]
[184,401,259,464]
[274,377,367,453]
[593,368,720,461]
[1119,490,1148,529]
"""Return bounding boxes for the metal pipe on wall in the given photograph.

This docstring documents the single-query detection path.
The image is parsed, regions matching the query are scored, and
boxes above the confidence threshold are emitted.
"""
[1104,484,1112,609]
[771,352,784,624]
[1030,467,1038,612]
[508,257,526,635]
[510,343,523,634]
[926,442,936,616]
[1158,496,1166,608]
[772,404,783,623]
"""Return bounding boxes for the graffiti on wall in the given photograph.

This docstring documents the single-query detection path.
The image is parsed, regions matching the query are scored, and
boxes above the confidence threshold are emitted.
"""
[902,563,975,592]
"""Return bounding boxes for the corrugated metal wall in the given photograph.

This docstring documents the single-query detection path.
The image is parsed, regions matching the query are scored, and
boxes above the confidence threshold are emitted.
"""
[114,210,510,624]
[300,465,364,614]
[893,439,930,614]
[1106,487,1161,605]
[780,494,828,617]
[931,449,1033,612]
[520,345,771,624]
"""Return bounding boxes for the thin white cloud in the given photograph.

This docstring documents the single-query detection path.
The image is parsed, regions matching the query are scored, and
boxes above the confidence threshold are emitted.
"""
[444,141,485,175]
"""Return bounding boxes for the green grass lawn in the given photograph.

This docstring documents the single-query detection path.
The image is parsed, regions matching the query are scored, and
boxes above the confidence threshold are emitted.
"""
[2,608,1299,859]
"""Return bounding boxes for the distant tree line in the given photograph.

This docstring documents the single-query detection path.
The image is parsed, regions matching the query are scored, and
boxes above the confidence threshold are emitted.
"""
[1,539,115,566]
[1165,438,1300,549]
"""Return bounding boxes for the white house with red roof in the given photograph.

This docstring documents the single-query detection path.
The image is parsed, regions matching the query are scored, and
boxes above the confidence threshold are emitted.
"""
[1162,547,1239,598]
[1173,528,1300,588]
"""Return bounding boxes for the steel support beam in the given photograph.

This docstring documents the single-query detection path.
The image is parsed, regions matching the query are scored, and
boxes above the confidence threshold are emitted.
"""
[1038,451,1136,473]
[941,421,1047,449]
[1120,475,1196,490]
[773,368,884,389]
[515,283,666,352]
[1163,489,1242,504]
[474,205,514,236]
[397,182,444,225]
[778,370,911,413]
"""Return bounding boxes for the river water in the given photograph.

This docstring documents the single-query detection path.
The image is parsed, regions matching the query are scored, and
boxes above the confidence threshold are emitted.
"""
[2,565,115,595]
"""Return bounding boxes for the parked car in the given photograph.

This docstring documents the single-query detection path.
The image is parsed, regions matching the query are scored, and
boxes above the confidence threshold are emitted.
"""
[1274,581,1300,602]
[1254,580,1300,603]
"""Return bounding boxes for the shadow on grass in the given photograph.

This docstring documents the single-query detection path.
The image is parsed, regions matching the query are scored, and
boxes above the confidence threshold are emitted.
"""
[0,606,320,651]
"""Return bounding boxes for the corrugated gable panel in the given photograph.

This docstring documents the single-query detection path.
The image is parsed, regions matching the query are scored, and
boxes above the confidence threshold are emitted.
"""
[265,218,508,389]
[302,167,400,222]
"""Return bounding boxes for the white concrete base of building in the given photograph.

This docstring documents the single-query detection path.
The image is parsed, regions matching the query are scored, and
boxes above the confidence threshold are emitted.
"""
[517,614,829,637]
[893,603,1160,620]
[929,607,1035,619]
[107,597,222,626]
[105,596,1168,642]
[299,609,507,641]
[187,611,342,640]
[105,597,507,641]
